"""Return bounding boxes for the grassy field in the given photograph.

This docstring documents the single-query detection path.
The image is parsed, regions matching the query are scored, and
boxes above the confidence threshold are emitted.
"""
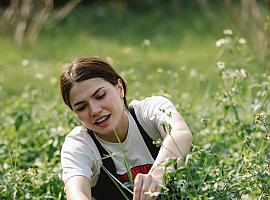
[0,4,224,100]
[0,3,269,200]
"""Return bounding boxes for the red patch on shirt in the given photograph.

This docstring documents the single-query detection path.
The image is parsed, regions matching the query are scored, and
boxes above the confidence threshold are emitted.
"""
[118,164,153,183]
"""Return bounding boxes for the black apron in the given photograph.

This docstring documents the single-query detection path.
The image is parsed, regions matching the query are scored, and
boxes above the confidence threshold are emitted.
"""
[88,108,160,200]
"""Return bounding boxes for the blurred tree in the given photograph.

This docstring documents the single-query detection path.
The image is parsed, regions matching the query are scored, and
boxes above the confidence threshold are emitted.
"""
[237,0,270,70]
[0,0,81,45]
[197,0,270,70]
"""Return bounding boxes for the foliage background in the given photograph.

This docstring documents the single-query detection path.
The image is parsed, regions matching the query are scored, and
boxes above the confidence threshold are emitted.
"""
[0,1,269,199]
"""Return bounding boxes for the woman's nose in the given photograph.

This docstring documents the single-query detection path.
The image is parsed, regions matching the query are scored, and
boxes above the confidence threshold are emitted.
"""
[89,101,102,116]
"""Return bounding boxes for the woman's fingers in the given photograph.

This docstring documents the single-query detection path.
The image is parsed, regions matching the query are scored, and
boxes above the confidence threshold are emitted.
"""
[133,173,149,200]
[133,173,161,200]
[145,182,157,200]
[133,174,143,200]
[140,174,151,200]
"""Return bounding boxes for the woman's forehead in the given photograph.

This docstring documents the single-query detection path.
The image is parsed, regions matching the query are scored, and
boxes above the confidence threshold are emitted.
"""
[69,78,109,102]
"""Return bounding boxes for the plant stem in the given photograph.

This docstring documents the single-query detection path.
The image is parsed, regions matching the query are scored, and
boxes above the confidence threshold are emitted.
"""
[113,129,134,187]
[101,165,132,199]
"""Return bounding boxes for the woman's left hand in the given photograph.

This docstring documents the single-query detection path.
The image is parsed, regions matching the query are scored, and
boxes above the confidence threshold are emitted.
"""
[132,167,163,200]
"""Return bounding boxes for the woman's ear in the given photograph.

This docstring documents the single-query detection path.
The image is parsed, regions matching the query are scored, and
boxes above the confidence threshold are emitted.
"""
[117,79,124,97]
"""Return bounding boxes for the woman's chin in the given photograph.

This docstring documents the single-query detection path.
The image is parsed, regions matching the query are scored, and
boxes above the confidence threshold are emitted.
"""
[93,126,115,137]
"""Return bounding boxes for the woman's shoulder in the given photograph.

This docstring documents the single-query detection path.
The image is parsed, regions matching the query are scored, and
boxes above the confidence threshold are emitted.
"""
[129,96,176,114]
[128,96,176,139]
[129,95,177,122]
[61,126,102,185]
[64,126,88,140]
[130,95,172,107]
[62,126,93,151]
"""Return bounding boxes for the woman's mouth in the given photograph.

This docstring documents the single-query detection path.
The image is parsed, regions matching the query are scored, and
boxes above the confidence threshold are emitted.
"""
[94,114,111,127]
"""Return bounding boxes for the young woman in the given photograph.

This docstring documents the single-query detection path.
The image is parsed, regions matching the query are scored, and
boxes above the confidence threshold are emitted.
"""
[60,57,192,200]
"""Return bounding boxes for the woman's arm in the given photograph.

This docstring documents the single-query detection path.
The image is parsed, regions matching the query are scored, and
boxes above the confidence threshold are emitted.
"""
[133,112,192,200]
[152,112,192,169]
[65,176,92,200]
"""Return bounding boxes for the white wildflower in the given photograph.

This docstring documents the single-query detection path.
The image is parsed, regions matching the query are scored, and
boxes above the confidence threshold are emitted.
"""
[216,39,225,47]
[256,90,266,98]
[157,68,164,73]
[223,29,233,35]
[34,73,44,80]
[238,38,246,44]
[217,61,225,70]
[175,179,188,189]
[3,163,9,169]
[144,191,160,197]
[242,173,252,178]
[142,39,151,47]
[240,69,248,78]
[213,182,225,190]
[203,143,211,150]
[22,59,30,66]
[27,168,36,176]
[200,128,210,136]
[190,69,197,78]
[241,194,253,200]
[202,182,210,191]
[185,154,192,164]
[215,38,230,47]
[258,112,265,117]
[50,126,65,134]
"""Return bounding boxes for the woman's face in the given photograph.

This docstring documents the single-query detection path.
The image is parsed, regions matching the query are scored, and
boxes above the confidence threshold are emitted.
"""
[69,78,127,141]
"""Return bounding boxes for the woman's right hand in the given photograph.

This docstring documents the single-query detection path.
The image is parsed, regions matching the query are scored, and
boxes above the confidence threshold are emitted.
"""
[65,176,92,200]
[132,170,163,200]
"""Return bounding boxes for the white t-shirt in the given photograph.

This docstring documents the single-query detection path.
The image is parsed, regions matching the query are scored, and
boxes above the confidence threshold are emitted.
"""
[61,96,186,186]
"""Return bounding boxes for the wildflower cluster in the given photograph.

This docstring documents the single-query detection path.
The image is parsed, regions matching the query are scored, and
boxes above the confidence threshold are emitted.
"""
[1,27,269,200]
[154,30,270,199]
[0,87,74,199]
[216,29,246,49]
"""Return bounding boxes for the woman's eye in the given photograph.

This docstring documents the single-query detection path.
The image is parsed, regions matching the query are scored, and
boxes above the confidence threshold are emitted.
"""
[77,105,86,111]
[96,93,106,100]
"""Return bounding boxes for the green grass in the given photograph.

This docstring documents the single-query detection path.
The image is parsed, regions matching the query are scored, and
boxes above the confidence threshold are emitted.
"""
[0,4,223,103]
[0,3,269,200]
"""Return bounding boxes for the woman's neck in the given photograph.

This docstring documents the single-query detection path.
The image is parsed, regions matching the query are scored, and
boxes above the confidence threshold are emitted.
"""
[113,109,129,143]
[94,109,129,143]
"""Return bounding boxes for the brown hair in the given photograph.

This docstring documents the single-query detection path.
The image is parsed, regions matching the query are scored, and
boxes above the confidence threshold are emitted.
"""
[60,57,128,109]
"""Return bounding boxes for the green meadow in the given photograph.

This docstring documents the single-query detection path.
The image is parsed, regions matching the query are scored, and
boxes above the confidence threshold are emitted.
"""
[0,2,269,199]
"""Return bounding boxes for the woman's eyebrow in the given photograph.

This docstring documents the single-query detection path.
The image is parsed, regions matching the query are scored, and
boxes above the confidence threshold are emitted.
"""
[72,87,104,107]
[73,100,84,107]
[91,87,104,97]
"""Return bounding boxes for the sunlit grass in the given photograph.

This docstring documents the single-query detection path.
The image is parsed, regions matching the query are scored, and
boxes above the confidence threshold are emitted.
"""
[0,4,221,104]
[0,3,269,199]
